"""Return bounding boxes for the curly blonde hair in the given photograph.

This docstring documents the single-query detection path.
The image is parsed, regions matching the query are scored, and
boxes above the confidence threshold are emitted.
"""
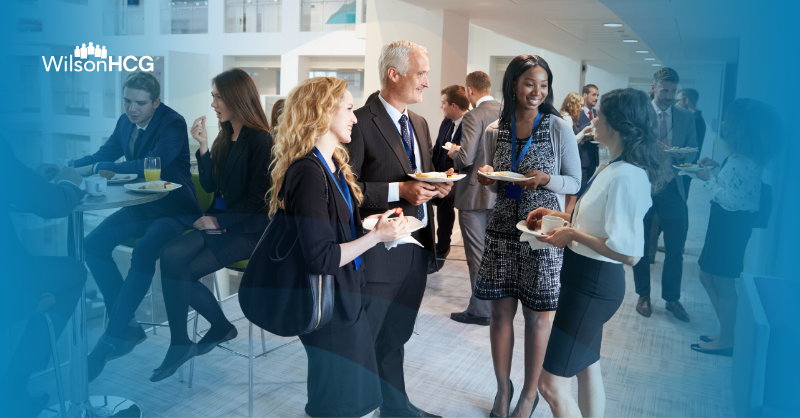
[267,77,363,216]
[559,92,584,124]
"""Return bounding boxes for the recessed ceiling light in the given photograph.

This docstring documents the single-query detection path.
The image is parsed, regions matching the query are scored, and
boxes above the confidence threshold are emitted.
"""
[623,39,639,43]
[636,50,649,54]
[652,64,662,66]
[603,23,623,27]
[645,58,656,61]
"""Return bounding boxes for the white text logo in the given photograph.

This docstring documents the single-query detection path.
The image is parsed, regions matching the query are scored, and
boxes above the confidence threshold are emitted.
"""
[42,42,153,72]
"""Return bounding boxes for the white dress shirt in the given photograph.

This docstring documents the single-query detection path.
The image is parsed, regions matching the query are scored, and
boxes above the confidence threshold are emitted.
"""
[93,123,148,174]
[451,116,463,142]
[583,106,594,121]
[703,153,762,212]
[379,93,428,227]
[651,100,673,144]
[475,95,495,109]
[570,161,653,263]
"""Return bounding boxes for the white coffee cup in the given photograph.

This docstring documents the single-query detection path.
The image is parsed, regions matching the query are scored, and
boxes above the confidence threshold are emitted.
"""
[85,176,107,196]
[541,215,569,233]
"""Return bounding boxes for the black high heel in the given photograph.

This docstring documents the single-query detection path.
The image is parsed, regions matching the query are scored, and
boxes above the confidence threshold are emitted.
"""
[489,380,514,418]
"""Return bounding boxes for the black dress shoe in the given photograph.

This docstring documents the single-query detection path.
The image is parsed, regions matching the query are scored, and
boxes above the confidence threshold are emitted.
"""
[150,344,198,382]
[105,324,147,361]
[196,324,238,356]
[427,258,439,274]
[450,311,490,326]
[690,343,733,357]
[699,335,714,342]
[88,340,116,382]
[489,380,514,418]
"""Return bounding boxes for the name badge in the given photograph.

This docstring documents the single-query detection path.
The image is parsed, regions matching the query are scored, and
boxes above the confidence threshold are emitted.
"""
[214,197,228,211]
[504,184,522,201]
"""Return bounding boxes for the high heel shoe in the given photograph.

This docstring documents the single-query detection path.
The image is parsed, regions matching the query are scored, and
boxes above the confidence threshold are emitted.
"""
[489,380,514,418]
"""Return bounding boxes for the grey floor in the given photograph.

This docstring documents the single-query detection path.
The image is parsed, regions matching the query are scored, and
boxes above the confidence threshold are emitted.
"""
[29,177,735,417]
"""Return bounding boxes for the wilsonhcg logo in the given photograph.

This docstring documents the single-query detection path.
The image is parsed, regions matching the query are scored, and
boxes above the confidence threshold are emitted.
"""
[42,42,154,72]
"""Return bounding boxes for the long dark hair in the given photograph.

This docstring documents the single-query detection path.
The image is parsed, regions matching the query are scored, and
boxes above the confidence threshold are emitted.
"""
[499,55,561,124]
[721,98,782,166]
[210,68,271,189]
[599,88,671,192]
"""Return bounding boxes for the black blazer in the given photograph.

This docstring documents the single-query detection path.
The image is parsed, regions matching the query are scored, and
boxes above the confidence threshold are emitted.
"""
[431,118,463,172]
[345,98,436,254]
[577,108,599,169]
[196,126,272,234]
[283,157,365,328]
[73,104,201,221]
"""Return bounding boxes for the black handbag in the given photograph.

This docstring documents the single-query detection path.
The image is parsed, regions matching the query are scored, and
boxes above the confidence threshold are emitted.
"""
[239,157,335,337]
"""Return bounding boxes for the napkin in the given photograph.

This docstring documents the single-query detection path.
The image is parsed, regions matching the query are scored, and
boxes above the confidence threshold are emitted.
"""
[519,231,554,250]
[384,235,423,250]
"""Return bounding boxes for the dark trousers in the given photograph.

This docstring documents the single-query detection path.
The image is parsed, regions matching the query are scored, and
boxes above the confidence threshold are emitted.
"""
[2,257,86,398]
[84,205,187,341]
[361,239,428,411]
[434,183,457,254]
[633,180,688,302]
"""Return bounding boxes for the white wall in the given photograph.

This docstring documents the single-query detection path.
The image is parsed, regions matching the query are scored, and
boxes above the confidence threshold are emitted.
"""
[584,64,629,96]
[467,24,583,109]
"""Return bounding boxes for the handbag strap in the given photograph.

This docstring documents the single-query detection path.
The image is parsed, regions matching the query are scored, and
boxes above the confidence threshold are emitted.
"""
[251,157,332,260]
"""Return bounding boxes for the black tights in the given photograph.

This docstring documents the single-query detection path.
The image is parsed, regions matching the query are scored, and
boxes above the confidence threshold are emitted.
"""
[159,231,230,347]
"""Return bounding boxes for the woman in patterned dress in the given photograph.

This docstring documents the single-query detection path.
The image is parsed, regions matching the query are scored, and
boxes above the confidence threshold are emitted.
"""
[475,55,581,418]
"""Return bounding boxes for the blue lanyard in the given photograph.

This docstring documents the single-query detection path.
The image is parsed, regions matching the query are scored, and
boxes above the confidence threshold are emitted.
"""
[510,113,542,172]
[313,148,361,271]
[572,156,623,220]
[394,116,416,170]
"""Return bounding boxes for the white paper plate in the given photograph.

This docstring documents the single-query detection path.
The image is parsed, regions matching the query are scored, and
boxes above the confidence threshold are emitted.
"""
[107,174,138,183]
[407,173,466,183]
[477,171,533,183]
[362,216,424,233]
[515,220,548,238]
[665,148,698,154]
[124,182,182,193]
[673,165,704,172]
[442,142,453,150]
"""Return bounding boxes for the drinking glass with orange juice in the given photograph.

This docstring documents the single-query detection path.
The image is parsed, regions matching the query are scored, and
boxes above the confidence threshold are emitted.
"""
[144,157,161,182]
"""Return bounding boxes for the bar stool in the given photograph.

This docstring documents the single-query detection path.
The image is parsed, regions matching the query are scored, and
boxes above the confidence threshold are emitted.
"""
[187,259,275,418]
[36,295,68,418]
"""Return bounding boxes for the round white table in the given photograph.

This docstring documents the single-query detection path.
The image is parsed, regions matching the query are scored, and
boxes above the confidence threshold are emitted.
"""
[42,180,167,418]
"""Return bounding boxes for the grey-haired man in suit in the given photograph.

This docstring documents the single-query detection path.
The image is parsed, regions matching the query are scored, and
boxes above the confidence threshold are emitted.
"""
[446,71,501,326]
[633,67,698,322]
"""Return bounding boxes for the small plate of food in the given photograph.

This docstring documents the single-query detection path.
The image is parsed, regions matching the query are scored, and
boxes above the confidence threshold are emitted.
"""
[665,147,698,154]
[673,163,704,172]
[515,220,548,238]
[362,216,424,233]
[409,172,466,183]
[125,181,182,193]
[442,142,454,150]
[477,171,533,183]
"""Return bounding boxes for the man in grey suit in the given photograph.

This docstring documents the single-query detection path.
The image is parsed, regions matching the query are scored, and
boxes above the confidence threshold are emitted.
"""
[633,68,698,322]
[446,71,501,326]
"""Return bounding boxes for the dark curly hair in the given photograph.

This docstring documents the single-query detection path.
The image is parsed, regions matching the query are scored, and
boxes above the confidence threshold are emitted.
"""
[499,55,561,124]
[599,88,671,192]
[721,98,783,166]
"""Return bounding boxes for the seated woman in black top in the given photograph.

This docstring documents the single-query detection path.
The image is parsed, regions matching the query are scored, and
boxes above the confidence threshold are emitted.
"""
[150,68,273,382]
[270,77,409,417]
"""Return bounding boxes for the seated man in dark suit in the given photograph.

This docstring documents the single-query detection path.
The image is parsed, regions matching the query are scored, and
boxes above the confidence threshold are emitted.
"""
[0,136,87,417]
[428,85,468,273]
[69,72,201,380]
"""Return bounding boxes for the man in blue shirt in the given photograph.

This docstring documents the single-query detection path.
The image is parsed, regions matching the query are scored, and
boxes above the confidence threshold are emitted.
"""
[71,72,201,381]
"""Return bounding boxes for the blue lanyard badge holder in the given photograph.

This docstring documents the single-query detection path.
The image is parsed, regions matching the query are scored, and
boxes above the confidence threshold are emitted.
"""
[313,148,362,270]
[505,113,542,201]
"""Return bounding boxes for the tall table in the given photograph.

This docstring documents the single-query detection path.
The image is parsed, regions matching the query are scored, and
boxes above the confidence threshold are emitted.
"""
[50,181,167,418]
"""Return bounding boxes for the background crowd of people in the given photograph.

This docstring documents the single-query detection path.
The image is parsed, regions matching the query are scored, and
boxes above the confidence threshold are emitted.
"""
[1,36,780,418]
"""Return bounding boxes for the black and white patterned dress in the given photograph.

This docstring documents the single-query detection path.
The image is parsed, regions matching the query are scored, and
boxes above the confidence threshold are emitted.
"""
[475,115,563,311]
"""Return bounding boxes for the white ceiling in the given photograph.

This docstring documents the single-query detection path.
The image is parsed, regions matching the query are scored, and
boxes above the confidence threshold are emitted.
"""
[398,0,740,79]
